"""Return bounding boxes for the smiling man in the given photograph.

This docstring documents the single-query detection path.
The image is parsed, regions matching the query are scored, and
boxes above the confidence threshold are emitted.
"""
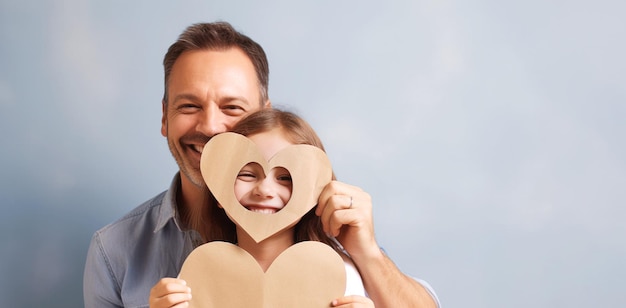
[83,21,439,308]
[84,22,271,308]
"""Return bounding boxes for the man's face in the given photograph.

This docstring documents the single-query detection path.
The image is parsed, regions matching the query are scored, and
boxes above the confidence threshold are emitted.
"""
[162,48,270,188]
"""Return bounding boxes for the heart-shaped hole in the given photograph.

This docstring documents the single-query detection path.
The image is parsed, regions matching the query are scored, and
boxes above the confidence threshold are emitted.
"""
[235,162,293,215]
[201,132,333,243]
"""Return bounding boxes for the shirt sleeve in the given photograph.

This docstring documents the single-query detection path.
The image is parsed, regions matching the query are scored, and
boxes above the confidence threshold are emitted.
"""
[83,231,124,308]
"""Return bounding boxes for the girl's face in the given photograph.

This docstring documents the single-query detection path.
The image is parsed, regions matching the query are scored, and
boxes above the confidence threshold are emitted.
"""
[234,128,293,214]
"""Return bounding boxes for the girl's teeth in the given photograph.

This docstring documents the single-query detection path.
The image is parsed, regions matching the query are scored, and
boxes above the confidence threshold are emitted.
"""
[250,208,276,214]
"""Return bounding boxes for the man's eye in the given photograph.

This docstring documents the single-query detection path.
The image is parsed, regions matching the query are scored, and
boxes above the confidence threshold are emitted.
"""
[222,104,246,116]
[223,104,243,110]
[178,105,200,113]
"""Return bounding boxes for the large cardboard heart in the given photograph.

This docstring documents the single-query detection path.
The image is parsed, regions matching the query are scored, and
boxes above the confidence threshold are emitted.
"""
[200,132,333,243]
[179,241,346,308]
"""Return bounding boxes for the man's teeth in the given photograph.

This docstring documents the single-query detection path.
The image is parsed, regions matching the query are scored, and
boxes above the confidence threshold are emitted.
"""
[249,208,276,214]
[192,145,203,153]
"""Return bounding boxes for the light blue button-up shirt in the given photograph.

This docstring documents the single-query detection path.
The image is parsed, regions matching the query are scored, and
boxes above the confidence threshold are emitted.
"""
[83,174,204,308]
[83,173,440,308]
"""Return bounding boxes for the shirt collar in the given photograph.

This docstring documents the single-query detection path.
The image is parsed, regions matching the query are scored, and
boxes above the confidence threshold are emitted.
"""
[154,173,184,233]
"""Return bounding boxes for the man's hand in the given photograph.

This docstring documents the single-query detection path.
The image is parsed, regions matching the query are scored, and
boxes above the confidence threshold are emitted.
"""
[316,180,382,262]
[317,180,438,308]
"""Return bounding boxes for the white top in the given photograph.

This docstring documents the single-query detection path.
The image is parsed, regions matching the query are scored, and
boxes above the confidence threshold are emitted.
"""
[343,256,367,297]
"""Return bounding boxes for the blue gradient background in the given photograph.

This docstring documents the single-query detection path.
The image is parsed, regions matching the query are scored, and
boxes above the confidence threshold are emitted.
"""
[1,1,625,307]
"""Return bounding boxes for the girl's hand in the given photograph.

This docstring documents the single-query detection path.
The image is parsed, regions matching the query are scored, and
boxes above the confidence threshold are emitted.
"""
[332,295,375,307]
[149,277,192,308]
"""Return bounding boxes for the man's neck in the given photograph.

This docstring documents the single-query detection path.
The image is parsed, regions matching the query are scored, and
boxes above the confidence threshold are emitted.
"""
[177,173,211,235]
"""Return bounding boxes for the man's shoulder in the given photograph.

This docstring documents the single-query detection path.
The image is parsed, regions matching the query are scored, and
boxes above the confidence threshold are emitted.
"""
[93,190,169,241]
[84,188,181,307]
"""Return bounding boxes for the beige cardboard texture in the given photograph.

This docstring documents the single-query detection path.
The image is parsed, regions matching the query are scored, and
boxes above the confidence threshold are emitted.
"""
[200,132,333,243]
[179,241,346,308]
[179,132,347,307]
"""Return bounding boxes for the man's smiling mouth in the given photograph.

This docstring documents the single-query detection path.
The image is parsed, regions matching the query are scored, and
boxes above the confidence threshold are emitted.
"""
[191,144,204,154]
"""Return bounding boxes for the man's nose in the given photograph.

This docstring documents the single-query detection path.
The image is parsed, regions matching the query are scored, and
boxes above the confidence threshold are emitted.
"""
[196,106,227,136]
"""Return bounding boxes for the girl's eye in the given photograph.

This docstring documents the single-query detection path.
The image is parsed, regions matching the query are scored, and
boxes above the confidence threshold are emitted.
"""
[237,171,256,181]
[277,174,292,182]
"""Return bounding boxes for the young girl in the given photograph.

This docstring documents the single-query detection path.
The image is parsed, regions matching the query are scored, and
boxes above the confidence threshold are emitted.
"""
[150,109,373,308]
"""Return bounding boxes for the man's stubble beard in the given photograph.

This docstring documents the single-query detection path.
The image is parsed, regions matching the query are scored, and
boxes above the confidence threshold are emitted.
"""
[167,135,209,190]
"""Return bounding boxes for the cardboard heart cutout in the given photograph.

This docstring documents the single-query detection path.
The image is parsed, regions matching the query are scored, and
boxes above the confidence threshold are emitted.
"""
[179,241,346,308]
[183,132,346,307]
[200,132,333,243]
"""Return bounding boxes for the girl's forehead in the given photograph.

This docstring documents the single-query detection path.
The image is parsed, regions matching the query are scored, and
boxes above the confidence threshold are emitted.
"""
[247,128,293,160]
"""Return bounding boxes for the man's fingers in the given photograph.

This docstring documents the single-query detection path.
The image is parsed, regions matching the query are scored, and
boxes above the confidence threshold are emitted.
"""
[320,194,348,234]
[322,193,371,236]
[317,181,360,215]
[327,208,355,237]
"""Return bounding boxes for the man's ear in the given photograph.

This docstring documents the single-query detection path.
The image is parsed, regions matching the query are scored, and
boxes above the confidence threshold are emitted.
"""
[161,100,167,137]
[264,100,272,109]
